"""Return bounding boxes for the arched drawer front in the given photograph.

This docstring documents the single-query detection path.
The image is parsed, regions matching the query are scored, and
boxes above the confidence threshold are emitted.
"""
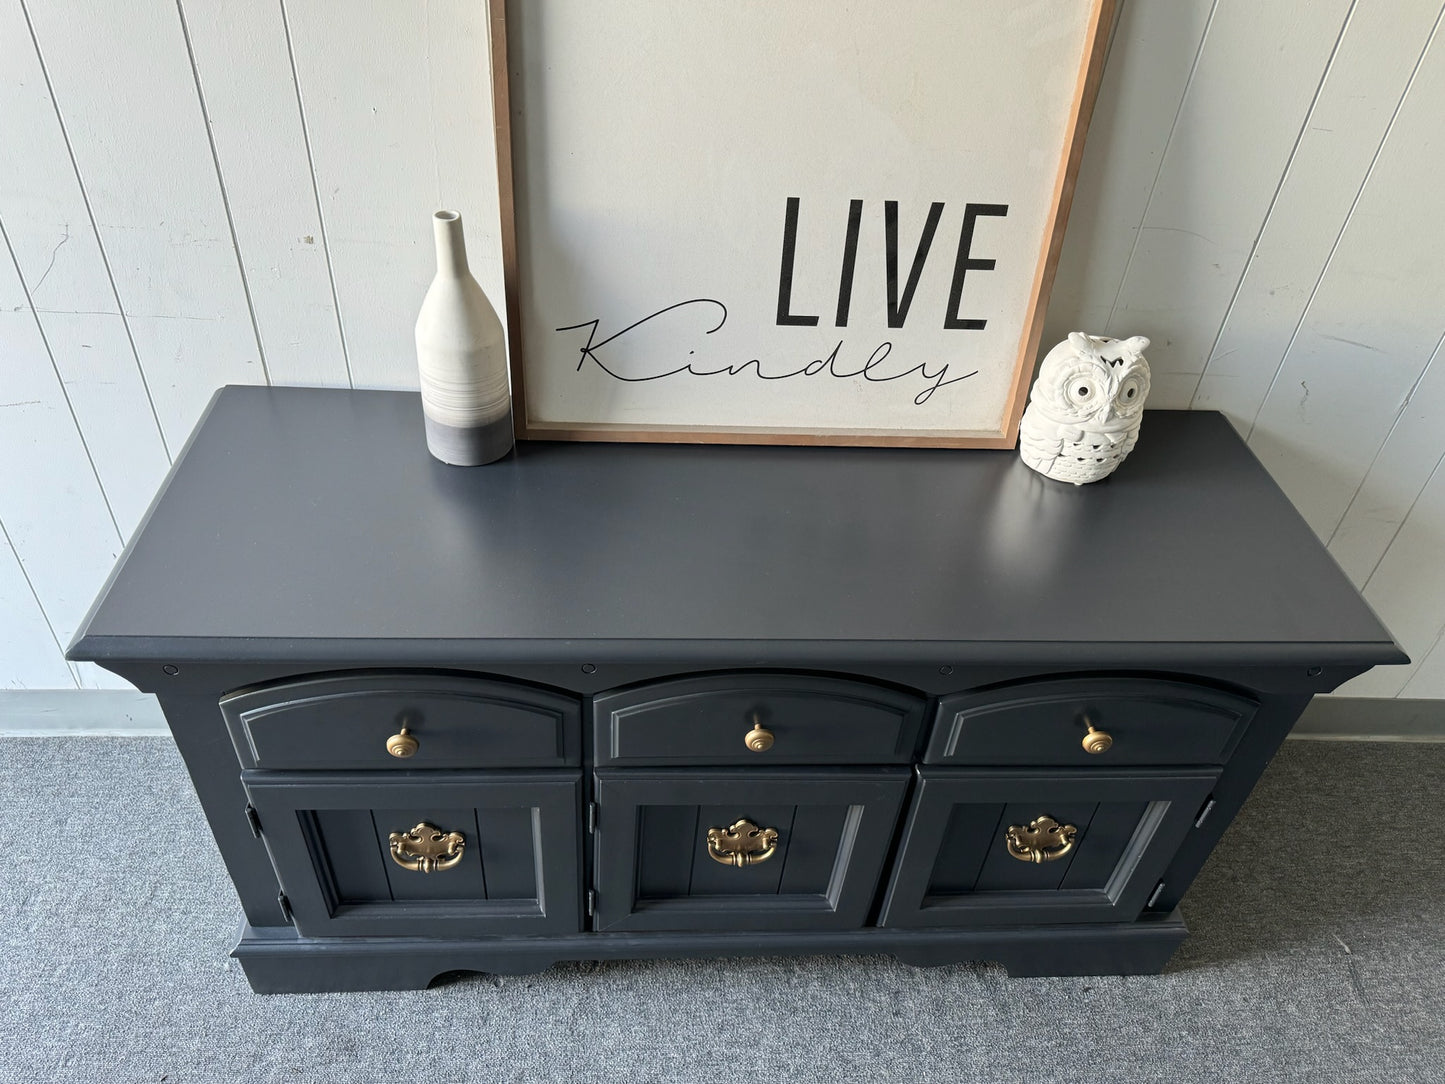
[221,672,582,770]
[926,677,1256,767]
[593,674,927,766]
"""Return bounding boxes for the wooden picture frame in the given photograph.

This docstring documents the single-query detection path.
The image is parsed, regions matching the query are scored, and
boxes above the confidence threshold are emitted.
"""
[490,0,1115,447]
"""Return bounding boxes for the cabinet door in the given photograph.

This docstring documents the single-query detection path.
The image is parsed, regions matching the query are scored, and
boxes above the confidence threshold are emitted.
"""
[878,768,1217,927]
[593,769,909,932]
[242,771,580,938]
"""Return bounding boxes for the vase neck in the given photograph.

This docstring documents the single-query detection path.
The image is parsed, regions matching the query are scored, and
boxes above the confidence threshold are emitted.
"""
[432,211,469,278]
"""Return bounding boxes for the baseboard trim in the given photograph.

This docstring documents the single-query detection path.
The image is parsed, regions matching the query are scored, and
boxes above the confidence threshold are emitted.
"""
[1,690,1441,740]
[1289,696,1445,742]
[0,690,166,736]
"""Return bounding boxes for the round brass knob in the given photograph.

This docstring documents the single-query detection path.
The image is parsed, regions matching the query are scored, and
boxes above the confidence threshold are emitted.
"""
[1082,723,1113,755]
[386,725,419,758]
[744,723,775,752]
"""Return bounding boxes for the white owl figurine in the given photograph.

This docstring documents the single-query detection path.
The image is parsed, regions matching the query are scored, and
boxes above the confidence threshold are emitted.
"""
[1018,332,1151,484]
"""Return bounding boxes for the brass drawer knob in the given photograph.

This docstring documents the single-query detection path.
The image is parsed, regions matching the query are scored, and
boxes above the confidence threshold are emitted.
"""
[1006,815,1078,864]
[386,725,419,758]
[706,818,780,867]
[388,821,465,872]
[744,722,775,752]
[1082,722,1113,755]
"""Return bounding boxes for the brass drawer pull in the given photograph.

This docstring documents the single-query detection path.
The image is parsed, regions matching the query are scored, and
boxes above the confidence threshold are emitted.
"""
[706,818,780,867]
[388,821,466,872]
[1081,717,1113,754]
[1005,815,1078,864]
[744,716,775,752]
[386,724,419,758]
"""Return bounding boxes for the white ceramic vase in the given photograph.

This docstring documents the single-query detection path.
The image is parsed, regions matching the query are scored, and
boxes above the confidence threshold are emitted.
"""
[415,210,513,465]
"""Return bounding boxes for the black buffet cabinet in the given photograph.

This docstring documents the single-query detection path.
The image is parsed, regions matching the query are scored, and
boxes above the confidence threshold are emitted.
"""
[69,387,1403,994]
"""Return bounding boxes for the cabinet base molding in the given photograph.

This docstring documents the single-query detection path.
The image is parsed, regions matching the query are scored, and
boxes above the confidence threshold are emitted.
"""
[231,912,1189,994]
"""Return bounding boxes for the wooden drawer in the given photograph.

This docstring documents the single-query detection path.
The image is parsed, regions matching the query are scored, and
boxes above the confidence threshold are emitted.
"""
[593,674,926,766]
[925,678,1255,767]
[221,672,582,770]
[878,767,1218,928]
[593,769,910,931]
[241,770,582,939]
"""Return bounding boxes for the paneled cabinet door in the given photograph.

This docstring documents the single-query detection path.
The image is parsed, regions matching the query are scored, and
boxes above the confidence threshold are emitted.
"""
[878,769,1218,927]
[593,769,910,932]
[242,771,581,938]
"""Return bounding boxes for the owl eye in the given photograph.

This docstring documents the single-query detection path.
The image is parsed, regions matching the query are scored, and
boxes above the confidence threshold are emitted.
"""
[1117,375,1147,413]
[1069,378,1101,404]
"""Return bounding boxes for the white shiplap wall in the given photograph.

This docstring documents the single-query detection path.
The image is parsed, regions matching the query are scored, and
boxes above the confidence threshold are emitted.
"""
[1,0,1442,697]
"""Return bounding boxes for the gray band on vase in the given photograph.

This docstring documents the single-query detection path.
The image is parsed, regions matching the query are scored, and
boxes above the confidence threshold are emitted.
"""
[424,413,514,466]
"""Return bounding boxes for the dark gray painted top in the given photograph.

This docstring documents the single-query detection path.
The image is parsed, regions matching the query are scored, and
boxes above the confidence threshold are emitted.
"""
[69,386,1403,669]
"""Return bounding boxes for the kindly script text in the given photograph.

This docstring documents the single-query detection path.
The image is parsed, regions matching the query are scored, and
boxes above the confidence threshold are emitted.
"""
[557,300,977,407]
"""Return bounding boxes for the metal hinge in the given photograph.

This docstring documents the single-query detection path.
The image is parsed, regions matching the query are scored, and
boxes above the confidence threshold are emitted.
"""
[1146,881,1166,909]
[245,804,263,838]
[277,891,293,924]
[1194,796,1218,829]
[587,802,598,834]
[586,890,596,918]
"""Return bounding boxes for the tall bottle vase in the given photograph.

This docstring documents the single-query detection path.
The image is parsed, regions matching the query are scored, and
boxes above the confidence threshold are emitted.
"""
[415,210,514,465]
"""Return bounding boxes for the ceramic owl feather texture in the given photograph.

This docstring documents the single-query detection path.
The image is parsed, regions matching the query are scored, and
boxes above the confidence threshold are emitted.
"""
[1018,332,1152,485]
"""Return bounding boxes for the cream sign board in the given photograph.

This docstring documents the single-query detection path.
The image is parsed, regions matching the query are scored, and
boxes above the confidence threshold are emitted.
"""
[493,0,1113,446]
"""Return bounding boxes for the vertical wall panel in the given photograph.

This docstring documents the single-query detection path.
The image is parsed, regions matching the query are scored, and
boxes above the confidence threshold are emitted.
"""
[179,0,351,388]
[1192,3,1445,435]
[0,237,127,689]
[1334,460,1445,697]
[284,0,505,389]
[0,529,75,689]
[0,0,171,537]
[1043,1,1215,351]
[1103,1,1355,407]
[34,314,171,540]
[23,0,267,450]
[1246,29,1445,539]
[1400,629,1445,699]
[1327,343,1445,585]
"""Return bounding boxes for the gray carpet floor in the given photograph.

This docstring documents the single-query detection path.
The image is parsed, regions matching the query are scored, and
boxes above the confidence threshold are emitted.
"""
[1,737,1442,1083]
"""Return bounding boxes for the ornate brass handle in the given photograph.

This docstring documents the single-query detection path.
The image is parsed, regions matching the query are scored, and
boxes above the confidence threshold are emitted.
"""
[1005,815,1078,864]
[388,821,465,872]
[386,724,419,758]
[1081,717,1113,755]
[706,818,780,867]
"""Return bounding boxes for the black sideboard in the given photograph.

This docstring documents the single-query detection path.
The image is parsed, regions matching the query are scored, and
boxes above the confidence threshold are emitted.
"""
[69,386,1404,993]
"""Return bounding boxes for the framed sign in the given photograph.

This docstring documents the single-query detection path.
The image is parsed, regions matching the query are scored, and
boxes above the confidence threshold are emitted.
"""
[491,0,1114,447]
